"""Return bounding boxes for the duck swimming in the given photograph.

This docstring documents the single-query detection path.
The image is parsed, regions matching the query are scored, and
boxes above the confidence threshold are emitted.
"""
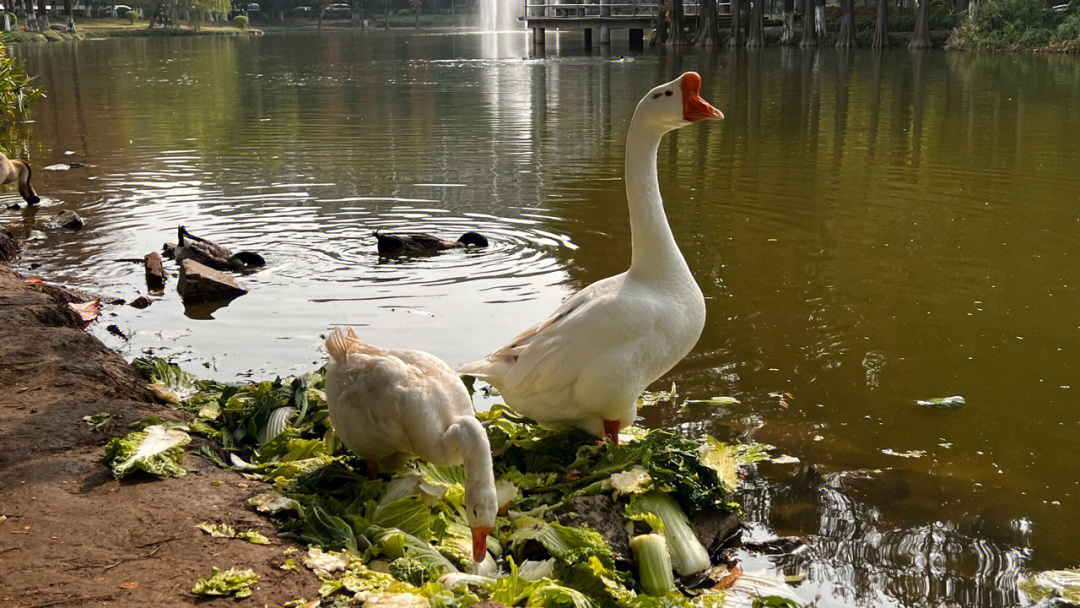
[0,153,40,207]
[175,226,266,271]
[458,72,723,445]
[324,327,497,562]
[376,231,488,255]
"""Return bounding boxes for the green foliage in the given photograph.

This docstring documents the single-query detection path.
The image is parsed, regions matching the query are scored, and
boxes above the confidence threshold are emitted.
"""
[234,14,249,27]
[191,567,259,598]
[389,557,443,586]
[0,44,42,123]
[125,9,137,22]
[133,0,231,27]
[948,0,1080,51]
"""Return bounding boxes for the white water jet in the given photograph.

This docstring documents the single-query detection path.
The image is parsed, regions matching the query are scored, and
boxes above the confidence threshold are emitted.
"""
[479,0,523,32]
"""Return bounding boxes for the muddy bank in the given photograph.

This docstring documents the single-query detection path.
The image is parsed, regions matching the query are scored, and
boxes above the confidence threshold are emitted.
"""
[0,262,318,606]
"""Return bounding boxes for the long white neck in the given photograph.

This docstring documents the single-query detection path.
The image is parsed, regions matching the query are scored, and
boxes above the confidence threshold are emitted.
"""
[625,117,687,280]
[448,417,495,502]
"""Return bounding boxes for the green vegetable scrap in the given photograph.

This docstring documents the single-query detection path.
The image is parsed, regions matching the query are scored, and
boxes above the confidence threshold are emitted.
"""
[191,567,259,598]
[629,535,675,596]
[128,357,785,608]
[103,425,190,479]
[626,492,710,577]
[197,521,271,544]
[915,396,966,410]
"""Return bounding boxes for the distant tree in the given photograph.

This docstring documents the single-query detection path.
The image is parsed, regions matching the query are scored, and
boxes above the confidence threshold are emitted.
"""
[800,0,817,45]
[409,0,418,27]
[814,0,826,38]
[134,0,229,28]
[727,0,741,46]
[780,0,795,43]
[653,1,670,45]
[693,0,722,45]
[316,0,330,28]
[63,0,74,32]
[871,0,889,47]
[666,0,689,45]
[909,0,932,47]
[35,0,49,32]
[746,0,764,46]
[837,0,855,46]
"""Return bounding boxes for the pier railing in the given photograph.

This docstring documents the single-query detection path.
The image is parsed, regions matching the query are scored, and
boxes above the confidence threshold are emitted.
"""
[522,1,731,20]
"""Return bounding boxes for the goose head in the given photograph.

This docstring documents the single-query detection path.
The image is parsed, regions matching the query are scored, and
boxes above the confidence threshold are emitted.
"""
[633,72,723,133]
[465,475,497,562]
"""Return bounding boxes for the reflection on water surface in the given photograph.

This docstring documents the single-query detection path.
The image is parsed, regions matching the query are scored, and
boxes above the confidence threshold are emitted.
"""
[9,32,1080,607]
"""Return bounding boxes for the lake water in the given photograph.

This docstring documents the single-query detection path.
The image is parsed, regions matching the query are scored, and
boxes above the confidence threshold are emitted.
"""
[8,31,1080,607]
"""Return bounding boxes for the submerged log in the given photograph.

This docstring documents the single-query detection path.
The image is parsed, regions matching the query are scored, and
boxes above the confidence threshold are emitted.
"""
[144,252,165,291]
[177,259,247,304]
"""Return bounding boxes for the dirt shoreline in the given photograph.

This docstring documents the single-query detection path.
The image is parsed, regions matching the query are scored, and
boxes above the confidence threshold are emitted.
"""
[0,260,318,606]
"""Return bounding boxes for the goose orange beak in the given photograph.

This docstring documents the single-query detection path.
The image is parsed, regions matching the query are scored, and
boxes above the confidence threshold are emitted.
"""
[471,526,493,563]
[681,72,724,122]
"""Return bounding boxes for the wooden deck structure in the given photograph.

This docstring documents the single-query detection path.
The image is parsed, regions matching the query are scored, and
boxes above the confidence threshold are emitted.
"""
[522,0,731,47]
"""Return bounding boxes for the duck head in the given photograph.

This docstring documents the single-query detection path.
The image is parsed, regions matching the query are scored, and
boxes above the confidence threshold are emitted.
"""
[457,232,489,248]
[632,72,723,133]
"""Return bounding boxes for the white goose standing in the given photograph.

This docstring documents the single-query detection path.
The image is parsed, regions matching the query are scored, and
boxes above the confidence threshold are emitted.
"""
[324,327,498,562]
[459,72,723,443]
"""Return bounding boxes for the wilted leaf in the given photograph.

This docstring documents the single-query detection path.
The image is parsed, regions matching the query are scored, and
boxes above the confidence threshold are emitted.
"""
[68,299,101,326]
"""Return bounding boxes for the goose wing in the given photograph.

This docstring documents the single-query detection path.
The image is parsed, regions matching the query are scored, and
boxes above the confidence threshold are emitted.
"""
[458,273,641,399]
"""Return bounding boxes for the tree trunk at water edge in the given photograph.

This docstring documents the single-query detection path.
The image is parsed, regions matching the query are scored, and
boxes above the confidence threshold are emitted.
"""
[36,0,48,31]
[781,0,795,43]
[909,0,932,48]
[837,0,855,47]
[814,0,826,38]
[728,0,742,46]
[63,0,74,32]
[746,0,764,46]
[872,0,889,48]
[666,0,689,46]
[800,0,817,46]
[693,0,723,46]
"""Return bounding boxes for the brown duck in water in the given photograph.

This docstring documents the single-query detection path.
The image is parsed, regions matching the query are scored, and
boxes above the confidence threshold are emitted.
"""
[0,153,41,208]
[175,226,266,271]
[376,230,488,255]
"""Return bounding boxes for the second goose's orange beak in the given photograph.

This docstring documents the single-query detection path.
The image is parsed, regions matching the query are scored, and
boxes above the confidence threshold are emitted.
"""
[471,526,493,563]
[681,72,724,122]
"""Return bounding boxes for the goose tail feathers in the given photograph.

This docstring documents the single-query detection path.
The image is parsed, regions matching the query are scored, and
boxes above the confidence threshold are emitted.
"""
[326,327,360,363]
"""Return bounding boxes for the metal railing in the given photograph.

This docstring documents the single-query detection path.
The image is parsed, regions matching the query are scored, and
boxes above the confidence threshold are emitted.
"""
[523,0,709,19]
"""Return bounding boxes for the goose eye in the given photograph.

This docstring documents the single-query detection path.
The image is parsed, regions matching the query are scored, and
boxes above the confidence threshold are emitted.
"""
[665,90,673,97]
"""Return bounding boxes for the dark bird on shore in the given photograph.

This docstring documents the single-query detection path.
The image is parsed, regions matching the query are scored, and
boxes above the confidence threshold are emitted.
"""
[175,226,266,271]
[376,231,489,255]
[0,153,41,208]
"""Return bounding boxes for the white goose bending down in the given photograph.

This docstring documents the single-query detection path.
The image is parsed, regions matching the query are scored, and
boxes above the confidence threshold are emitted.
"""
[458,72,723,444]
[325,327,497,562]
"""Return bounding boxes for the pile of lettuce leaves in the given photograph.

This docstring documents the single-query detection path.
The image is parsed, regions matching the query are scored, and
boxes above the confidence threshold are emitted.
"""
[124,357,793,608]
